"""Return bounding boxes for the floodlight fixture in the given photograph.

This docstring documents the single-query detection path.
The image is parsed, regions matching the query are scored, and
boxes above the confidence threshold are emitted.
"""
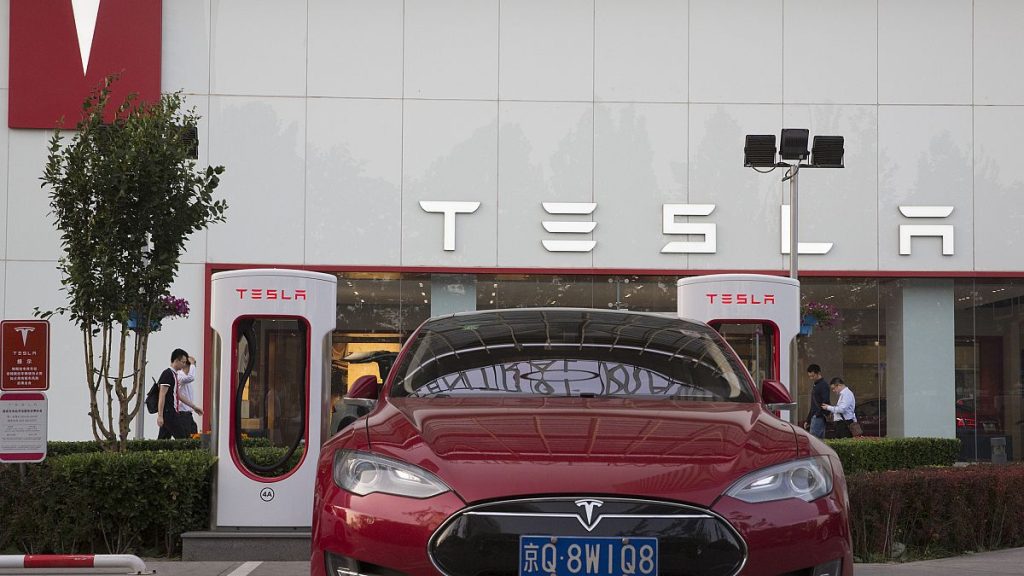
[779,128,810,161]
[744,134,777,167]
[811,135,844,168]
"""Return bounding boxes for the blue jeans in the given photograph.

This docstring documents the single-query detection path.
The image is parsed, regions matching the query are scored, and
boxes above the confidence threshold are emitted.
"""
[810,415,826,439]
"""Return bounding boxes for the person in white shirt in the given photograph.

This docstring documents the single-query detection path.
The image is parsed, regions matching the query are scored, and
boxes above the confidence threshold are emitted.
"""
[175,353,203,436]
[821,377,857,438]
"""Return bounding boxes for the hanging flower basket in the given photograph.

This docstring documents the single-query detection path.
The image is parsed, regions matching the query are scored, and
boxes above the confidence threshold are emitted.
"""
[799,314,818,336]
[127,295,189,332]
[127,311,161,332]
[799,301,841,336]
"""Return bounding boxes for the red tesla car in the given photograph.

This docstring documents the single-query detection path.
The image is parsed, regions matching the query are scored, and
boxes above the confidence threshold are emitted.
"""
[312,309,852,576]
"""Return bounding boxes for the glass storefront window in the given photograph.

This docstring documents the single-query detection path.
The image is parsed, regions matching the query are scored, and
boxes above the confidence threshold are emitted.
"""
[297,269,1024,461]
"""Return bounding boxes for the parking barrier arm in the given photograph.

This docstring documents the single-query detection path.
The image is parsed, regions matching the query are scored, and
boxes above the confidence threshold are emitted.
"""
[0,554,149,574]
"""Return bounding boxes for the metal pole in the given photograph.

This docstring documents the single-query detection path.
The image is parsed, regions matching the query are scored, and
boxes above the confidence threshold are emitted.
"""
[789,166,799,280]
[789,165,800,425]
[135,377,145,439]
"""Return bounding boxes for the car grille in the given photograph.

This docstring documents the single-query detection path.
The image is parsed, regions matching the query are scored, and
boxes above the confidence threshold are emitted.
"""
[429,497,746,576]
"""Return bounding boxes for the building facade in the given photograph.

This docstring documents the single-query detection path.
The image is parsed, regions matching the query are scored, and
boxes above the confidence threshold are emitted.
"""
[2,0,1024,460]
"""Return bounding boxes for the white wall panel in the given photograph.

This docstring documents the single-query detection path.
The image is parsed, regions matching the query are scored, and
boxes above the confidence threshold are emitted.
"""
[878,105,973,271]
[180,94,211,265]
[783,105,879,270]
[0,0,9,90]
[497,102,594,267]
[974,106,1024,270]
[163,0,211,94]
[0,89,7,260]
[308,0,403,99]
[403,100,498,267]
[7,129,59,261]
[595,0,687,103]
[690,0,782,104]
[594,103,687,269]
[210,0,306,97]
[878,0,972,105]
[499,0,594,102]
[688,104,784,270]
[4,261,89,441]
[975,0,1024,105]
[206,96,306,264]
[306,98,403,266]
[784,0,876,104]
[404,0,498,100]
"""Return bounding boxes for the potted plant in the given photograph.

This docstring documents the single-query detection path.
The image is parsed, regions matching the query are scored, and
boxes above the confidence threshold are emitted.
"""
[800,301,841,336]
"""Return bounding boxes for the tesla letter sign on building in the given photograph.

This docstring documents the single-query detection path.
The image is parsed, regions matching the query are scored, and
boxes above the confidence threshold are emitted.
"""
[1,320,50,391]
[8,0,162,129]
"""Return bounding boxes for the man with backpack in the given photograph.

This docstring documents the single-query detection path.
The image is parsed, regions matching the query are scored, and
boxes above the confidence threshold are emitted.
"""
[156,348,190,439]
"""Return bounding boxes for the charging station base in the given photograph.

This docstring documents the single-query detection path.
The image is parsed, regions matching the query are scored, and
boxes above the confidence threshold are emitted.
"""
[181,530,310,561]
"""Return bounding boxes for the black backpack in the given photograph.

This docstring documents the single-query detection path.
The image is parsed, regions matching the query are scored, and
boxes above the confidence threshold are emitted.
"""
[145,378,160,414]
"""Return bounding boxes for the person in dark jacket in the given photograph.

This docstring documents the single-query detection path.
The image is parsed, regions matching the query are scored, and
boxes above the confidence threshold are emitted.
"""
[157,348,190,439]
[802,364,829,439]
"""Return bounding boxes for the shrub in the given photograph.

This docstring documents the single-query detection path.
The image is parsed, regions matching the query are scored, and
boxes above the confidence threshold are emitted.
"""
[825,437,960,474]
[0,450,214,556]
[848,464,1024,560]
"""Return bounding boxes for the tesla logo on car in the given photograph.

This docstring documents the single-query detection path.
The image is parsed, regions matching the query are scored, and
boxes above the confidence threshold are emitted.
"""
[705,293,776,305]
[574,499,604,531]
[235,288,307,301]
[8,0,162,129]
[259,487,275,502]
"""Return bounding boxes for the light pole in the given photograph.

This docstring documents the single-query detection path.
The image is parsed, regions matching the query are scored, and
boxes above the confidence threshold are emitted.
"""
[743,129,845,279]
[744,130,845,420]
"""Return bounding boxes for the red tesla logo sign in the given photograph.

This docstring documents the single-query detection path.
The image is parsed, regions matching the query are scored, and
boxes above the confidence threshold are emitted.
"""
[705,293,776,305]
[1,320,50,391]
[235,289,308,301]
[8,0,162,129]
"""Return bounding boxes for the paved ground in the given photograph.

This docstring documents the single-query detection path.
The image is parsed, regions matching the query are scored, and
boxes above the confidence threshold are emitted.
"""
[855,547,1024,575]
[3,548,1023,575]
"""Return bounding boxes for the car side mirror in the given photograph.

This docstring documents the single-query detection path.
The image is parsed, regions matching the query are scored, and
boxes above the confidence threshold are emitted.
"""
[343,374,379,409]
[761,379,796,411]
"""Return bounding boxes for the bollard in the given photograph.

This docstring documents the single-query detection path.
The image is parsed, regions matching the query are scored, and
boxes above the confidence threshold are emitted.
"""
[0,554,148,574]
[991,436,1007,465]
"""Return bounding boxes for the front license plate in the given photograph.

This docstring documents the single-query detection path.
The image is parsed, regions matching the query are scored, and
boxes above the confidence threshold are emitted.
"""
[519,535,658,576]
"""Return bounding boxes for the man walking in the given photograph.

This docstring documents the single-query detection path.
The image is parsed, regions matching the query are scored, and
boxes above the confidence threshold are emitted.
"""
[157,348,189,439]
[822,377,857,438]
[802,364,829,439]
[175,353,203,436]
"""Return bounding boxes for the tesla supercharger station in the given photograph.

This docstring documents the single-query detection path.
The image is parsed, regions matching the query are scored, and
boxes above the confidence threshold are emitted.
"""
[210,269,336,528]
[677,274,800,418]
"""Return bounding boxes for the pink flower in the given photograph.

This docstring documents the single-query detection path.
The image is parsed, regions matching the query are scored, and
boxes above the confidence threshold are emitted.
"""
[158,295,190,319]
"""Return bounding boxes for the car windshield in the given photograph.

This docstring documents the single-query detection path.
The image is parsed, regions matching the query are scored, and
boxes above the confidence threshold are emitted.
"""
[388,309,755,402]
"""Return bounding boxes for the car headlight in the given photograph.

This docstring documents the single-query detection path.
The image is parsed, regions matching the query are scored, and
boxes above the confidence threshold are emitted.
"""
[724,456,833,503]
[333,450,450,498]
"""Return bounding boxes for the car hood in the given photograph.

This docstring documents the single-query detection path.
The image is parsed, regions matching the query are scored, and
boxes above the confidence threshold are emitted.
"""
[363,397,801,506]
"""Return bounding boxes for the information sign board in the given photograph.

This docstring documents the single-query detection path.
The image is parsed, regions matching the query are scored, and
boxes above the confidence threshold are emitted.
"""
[1,320,50,391]
[0,391,48,463]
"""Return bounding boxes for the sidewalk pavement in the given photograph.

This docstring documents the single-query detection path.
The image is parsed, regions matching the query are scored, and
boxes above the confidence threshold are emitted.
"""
[855,546,1024,575]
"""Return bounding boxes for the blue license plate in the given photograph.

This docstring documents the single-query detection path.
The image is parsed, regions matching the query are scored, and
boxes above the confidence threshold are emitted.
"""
[519,535,658,576]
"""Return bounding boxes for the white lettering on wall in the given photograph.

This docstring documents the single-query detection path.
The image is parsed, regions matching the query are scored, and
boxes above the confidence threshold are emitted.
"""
[541,202,597,253]
[661,204,716,254]
[419,201,481,251]
[898,206,954,256]
[780,205,834,255]
[416,200,961,259]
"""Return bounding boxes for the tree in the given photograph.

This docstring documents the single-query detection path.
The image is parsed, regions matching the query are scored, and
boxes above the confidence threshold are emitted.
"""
[39,76,228,451]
